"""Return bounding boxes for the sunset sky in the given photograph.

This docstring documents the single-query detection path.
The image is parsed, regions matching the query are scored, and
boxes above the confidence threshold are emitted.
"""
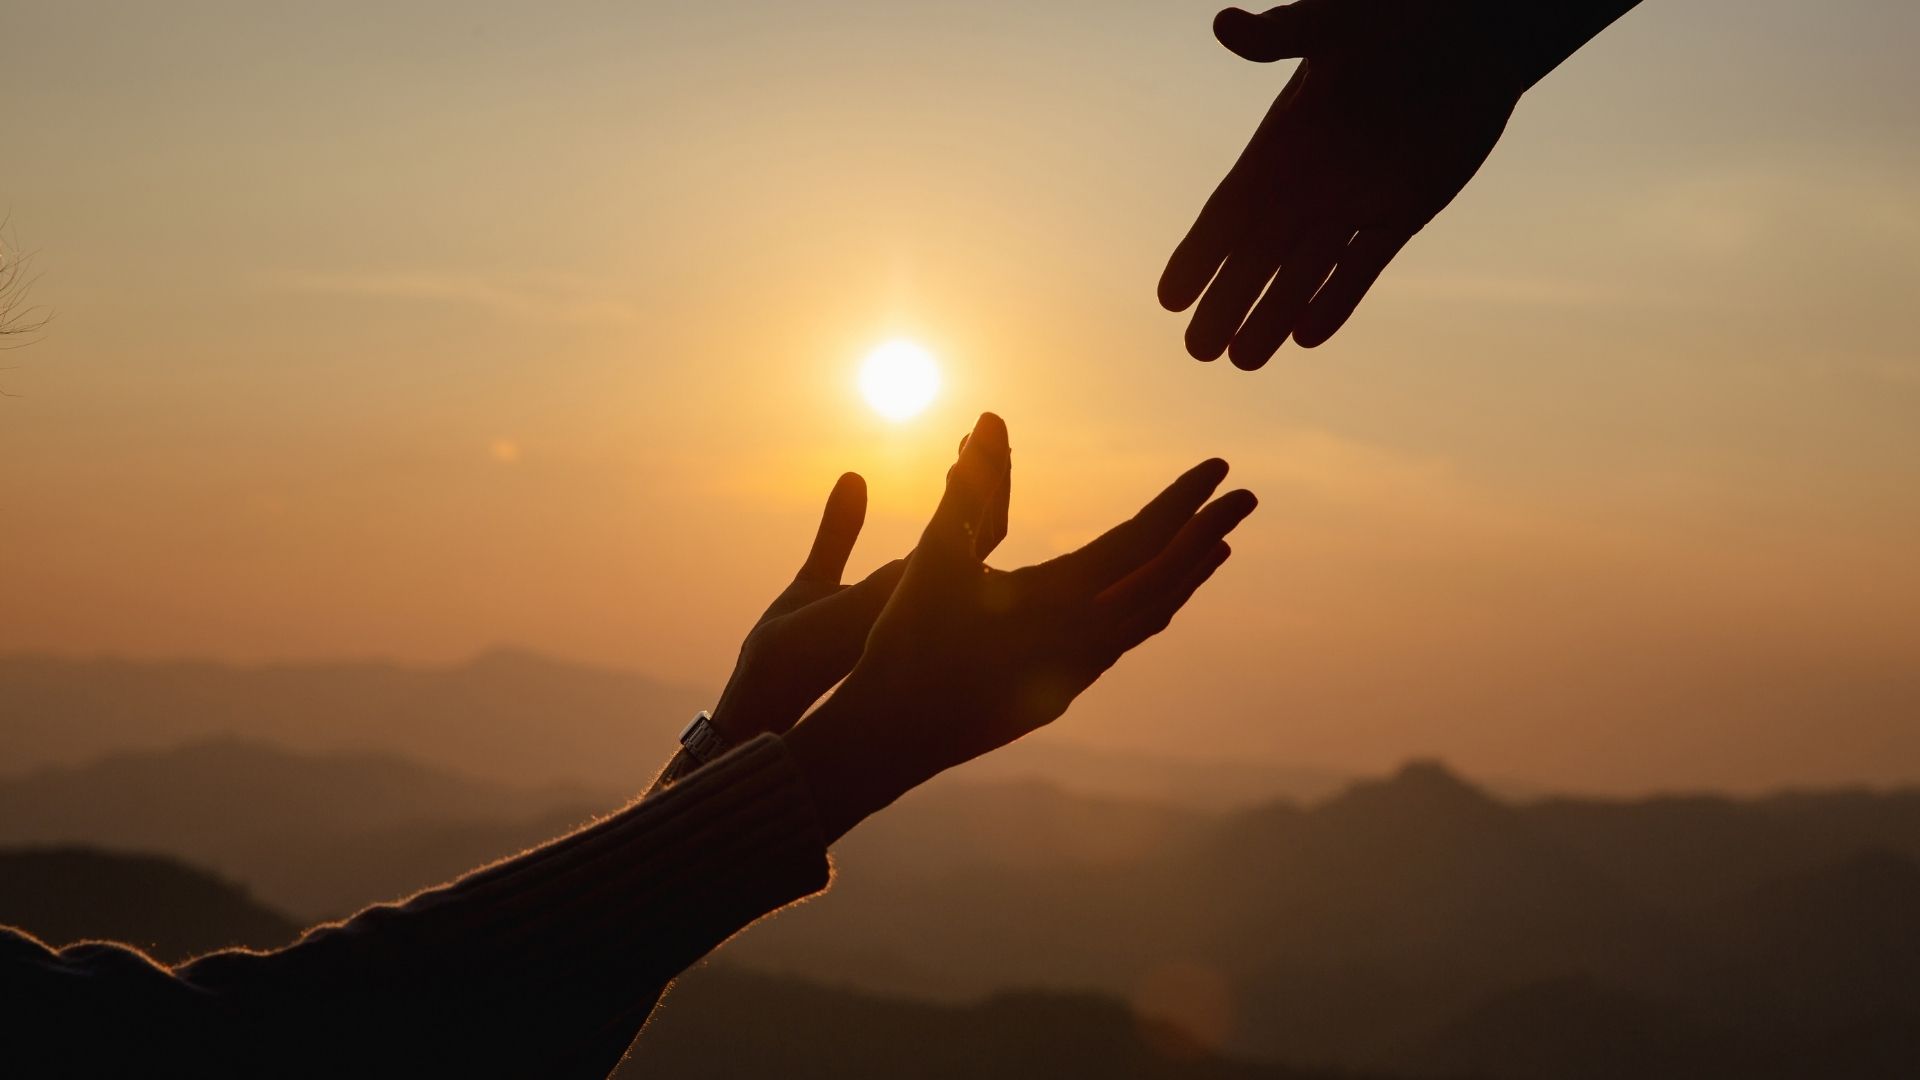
[5,0,1917,794]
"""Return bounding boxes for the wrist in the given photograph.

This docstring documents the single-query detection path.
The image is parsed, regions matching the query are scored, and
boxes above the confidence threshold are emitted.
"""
[783,690,913,844]
[1497,0,1643,91]
[709,676,784,743]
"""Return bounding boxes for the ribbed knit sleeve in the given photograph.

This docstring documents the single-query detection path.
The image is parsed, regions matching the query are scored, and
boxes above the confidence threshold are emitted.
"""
[3,734,830,1079]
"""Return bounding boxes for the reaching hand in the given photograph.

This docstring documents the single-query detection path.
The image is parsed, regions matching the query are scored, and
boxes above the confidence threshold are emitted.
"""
[711,447,1010,743]
[789,413,1256,840]
[1161,0,1640,366]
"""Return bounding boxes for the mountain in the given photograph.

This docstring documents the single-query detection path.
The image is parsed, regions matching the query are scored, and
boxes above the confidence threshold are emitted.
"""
[11,710,1920,1077]
[0,648,704,792]
[957,737,1349,813]
[0,735,1213,925]
[1713,848,1920,1026]
[1524,786,1920,908]
[625,965,1388,1080]
[0,847,300,963]
[0,650,1346,810]
[0,738,607,919]
[1406,975,1723,1080]
[726,758,1920,1076]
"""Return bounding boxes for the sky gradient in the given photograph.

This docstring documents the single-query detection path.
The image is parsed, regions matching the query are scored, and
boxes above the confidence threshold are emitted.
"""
[5,0,1918,794]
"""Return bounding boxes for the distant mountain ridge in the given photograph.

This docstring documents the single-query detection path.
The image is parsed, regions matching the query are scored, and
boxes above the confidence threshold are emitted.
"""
[10,654,1920,1077]
[0,847,300,963]
[0,737,608,919]
[0,648,704,792]
[0,650,1348,810]
[732,759,1920,1077]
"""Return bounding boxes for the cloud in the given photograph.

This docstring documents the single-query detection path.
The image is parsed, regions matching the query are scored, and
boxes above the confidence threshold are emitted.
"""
[267,271,642,325]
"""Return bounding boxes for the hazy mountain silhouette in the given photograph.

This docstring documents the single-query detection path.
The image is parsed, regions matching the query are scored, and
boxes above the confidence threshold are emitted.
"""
[0,738,605,918]
[0,736,1213,925]
[727,758,1920,1077]
[624,965,1391,1080]
[0,648,702,791]
[0,651,1346,809]
[1406,975,1721,1080]
[10,680,1920,1077]
[0,847,300,963]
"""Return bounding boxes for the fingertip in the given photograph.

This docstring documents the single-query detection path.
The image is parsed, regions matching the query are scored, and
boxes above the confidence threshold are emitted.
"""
[1158,269,1203,313]
[1212,7,1258,43]
[1185,322,1230,363]
[1229,333,1281,371]
[1291,309,1342,348]
[971,411,1010,453]
[1215,6,1307,62]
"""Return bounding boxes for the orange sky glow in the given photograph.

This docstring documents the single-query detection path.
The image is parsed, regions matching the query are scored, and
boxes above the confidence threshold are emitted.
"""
[4,0,1918,794]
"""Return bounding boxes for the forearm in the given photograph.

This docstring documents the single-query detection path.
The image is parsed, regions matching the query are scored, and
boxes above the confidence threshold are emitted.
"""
[147,735,829,1078]
[1503,0,1645,90]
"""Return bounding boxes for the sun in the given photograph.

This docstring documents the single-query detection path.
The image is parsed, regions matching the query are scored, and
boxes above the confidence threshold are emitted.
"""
[858,339,941,422]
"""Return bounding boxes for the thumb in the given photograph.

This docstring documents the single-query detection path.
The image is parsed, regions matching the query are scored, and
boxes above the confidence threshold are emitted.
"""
[921,412,1010,560]
[1214,4,1345,62]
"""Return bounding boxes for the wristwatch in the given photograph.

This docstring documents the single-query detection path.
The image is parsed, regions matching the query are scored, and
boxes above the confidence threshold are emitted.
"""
[677,709,733,766]
[653,710,732,790]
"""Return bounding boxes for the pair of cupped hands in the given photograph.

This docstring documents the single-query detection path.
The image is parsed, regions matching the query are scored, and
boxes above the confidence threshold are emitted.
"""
[707,413,1256,842]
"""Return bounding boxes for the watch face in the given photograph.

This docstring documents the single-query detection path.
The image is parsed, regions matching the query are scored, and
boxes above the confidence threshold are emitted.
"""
[679,711,729,764]
[678,711,711,744]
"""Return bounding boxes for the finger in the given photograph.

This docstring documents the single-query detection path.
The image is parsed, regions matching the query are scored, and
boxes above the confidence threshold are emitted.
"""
[1159,175,1244,316]
[791,558,908,673]
[1228,223,1353,370]
[1115,541,1234,650]
[1291,227,1414,348]
[1185,243,1284,362]
[797,472,868,583]
[1158,64,1309,314]
[1057,458,1230,591]
[1215,2,1366,62]
[1100,489,1257,612]
[1214,6,1316,62]
[921,412,1011,560]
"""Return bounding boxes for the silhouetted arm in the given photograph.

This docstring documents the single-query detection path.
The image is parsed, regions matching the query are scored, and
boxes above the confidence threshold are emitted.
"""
[2,735,828,1079]
[0,416,1243,1079]
[1161,0,1645,365]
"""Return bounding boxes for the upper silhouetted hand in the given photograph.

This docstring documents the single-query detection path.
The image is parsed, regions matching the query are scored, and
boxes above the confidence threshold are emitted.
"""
[1161,2,1523,367]
[1162,0,1641,366]
[789,413,1256,840]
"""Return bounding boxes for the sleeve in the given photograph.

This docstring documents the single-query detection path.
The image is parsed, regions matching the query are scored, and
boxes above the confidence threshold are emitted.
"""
[1,733,831,1080]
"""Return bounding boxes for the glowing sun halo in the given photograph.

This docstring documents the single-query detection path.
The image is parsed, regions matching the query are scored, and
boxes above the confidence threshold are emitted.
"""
[858,340,941,422]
